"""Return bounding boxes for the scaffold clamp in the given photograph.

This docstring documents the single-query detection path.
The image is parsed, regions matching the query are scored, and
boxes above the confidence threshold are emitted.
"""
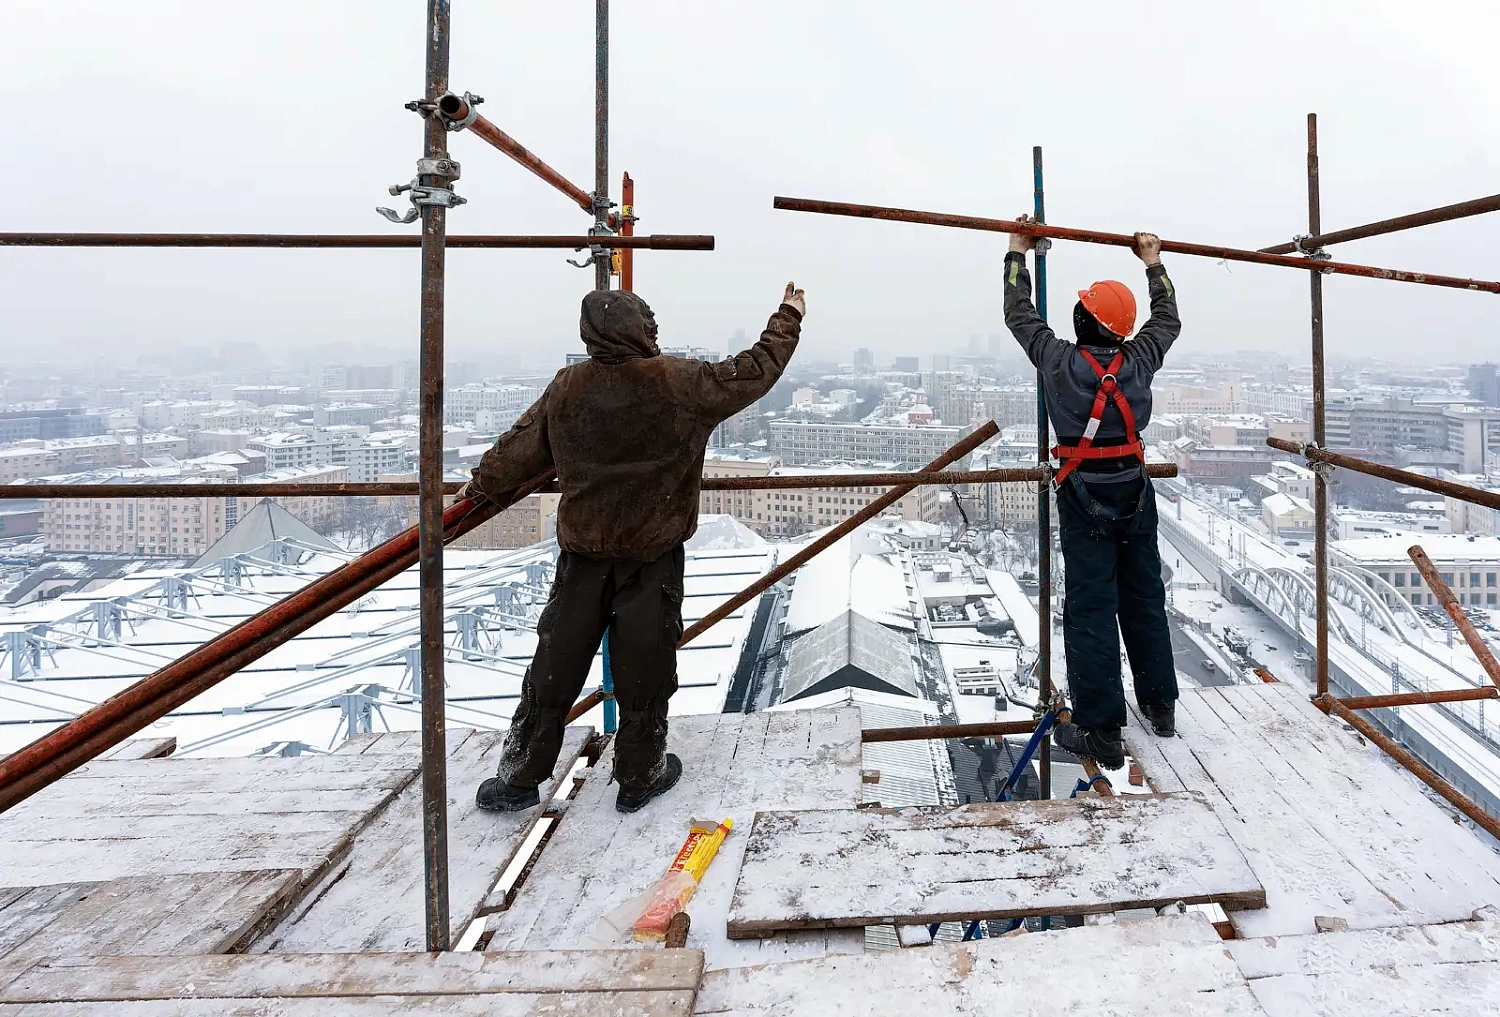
[1032,237,1053,256]
[441,92,483,131]
[376,159,466,224]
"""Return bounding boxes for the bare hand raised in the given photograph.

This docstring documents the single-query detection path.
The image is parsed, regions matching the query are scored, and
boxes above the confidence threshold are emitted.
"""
[782,281,807,317]
[1009,214,1038,254]
[1133,232,1162,266]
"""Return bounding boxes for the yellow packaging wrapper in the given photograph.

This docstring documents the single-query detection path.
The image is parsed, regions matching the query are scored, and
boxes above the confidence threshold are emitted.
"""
[632,817,734,942]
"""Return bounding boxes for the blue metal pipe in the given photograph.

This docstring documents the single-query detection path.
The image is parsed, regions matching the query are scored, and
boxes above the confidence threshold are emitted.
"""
[601,631,617,734]
[1033,144,1052,801]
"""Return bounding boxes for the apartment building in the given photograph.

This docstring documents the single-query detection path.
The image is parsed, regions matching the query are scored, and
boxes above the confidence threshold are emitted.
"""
[768,420,972,467]
[700,455,942,538]
[342,431,416,483]
[0,409,103,443]
[446,384,541,426]
[0,433,189,483]
[446,493,562,549]
[1332,533,1500,610]
[247,430,354,471]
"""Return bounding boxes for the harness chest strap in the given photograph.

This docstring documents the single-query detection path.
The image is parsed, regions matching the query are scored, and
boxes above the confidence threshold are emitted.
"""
[1051,349,1146,486]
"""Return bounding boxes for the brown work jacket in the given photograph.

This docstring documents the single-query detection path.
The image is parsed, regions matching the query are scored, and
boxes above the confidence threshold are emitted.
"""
[469,290,801,562]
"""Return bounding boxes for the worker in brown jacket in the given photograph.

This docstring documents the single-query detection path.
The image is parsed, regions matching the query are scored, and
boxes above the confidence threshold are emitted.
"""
[464,283,805,813]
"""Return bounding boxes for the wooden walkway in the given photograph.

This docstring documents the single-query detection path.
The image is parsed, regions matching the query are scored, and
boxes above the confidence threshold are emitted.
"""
[0,949,703,1016]
[726,793,1264,937]
[1124,682,1500,938]
[265,726,592,953]
[484,707,867,971]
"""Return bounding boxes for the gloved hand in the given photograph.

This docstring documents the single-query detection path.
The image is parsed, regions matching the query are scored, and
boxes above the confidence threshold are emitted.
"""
[457,480,481,503]
[1009,214,1038,254]
[782,281,806,317]
[1134,231,1162,266]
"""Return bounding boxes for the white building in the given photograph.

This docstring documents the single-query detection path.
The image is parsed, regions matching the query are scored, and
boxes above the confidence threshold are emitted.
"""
[768,420,971,467]
[1331,533,1500,609]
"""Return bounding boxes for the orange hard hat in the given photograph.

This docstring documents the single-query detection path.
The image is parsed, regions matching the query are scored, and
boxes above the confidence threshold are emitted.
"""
[1077,280,1137,337]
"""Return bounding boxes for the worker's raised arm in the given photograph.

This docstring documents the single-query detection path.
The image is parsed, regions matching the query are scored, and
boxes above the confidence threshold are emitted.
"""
[696,282,804,422]
[1003,216,1069,371]
[464,387,555,505]
[1126,231,1181,375]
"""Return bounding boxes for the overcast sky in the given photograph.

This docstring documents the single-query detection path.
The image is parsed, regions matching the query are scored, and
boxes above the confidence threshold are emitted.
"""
[1,0,1497,372]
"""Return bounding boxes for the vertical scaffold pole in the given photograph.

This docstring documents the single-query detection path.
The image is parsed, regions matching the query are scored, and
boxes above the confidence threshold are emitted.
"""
[602,632,618,733]
[594,0,610,291]
[1307,113,1330,699]
[1032,145,1052,800]
[417,0,453,953]
[621,171,635,292]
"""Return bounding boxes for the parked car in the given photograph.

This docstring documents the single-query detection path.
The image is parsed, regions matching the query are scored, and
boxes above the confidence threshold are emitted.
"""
[1201,660,1217,673]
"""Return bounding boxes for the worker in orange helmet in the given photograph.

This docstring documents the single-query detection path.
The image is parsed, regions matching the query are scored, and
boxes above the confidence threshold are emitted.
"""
[1003,215,1181,771]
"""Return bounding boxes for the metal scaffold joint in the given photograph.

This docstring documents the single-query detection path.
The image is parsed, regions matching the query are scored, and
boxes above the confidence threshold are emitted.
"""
[439,91,483,131]
[376,158,465,224]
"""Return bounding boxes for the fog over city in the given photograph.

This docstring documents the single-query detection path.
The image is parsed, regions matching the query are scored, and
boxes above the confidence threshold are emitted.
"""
[2,0,1497,368]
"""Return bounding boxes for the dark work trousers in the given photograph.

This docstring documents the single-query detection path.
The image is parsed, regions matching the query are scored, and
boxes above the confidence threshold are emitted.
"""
[1056,470,1177,730]
[493,545,685,792]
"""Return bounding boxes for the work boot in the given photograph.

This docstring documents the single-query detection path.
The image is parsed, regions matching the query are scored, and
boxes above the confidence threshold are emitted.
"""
[616,753,683,814]
[475,777,540,813]
[1141,702,1176,738]
[1052,723,1126,770]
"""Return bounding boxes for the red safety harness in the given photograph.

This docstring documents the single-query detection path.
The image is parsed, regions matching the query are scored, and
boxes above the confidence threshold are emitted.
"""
[1051,349,1146,486]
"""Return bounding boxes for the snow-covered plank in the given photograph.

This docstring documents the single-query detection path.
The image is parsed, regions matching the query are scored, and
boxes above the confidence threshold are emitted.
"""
[3,950,702,1016]
[1124,686,1421,939]
[0,871,301,976]
[98,738,176,760]
[696,913,1266,1016]
[485,707,866,972]
[0,755,419,888]
[267,727,591,952]
[1228,919,1500,1017]
[334,730,430,755]
[726,793,1264,937]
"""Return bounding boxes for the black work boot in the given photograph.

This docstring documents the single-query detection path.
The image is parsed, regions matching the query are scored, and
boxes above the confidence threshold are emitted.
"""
[1053,723,1126,770]
[1141,702,1176,737]
[616,753,683,814]
[475,777,541,813]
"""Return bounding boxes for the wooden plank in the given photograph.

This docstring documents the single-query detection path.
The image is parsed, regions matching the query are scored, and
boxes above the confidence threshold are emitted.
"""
[725,792,1265,937]
[485,707,867,972]
[98,739,176,760]
[3,949,704,1000]
[1123,688,1408,939]
[0,993,697,1015]
[0,886,95,962]
[266,727,592,952]
[695,913,1266,1016]
[335,730,453,755]
[1228,920,1500,1017]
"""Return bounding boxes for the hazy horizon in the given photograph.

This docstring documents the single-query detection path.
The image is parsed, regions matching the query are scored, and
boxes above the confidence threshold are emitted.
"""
[2,1,1497,368]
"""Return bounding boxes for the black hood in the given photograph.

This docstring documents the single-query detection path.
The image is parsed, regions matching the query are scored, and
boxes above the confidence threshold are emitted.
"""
[580,290,660,365]
[1073,300,1123,346]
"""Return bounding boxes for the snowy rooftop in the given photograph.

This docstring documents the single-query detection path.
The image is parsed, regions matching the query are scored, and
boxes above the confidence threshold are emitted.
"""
[1332,532,1500,565]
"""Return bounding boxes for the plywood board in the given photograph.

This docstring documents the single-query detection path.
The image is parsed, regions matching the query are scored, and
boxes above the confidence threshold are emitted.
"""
[0,871,301,977]
[485,707,866,972]
[727,792,1264,937]
[98,739,177,760]
[696,913,1266,1016]
[1124,683,1500,938]
[266,727,591,952]
[1228,919,1500,1017]
[2,949,703,1017]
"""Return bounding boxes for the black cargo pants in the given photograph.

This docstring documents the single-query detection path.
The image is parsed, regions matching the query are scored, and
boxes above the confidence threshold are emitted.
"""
[493,545,684,792]
[1056,471,1177,730]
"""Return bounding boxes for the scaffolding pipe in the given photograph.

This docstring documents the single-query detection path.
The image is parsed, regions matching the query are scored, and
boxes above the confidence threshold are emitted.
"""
[1259,192,1500,255]
[417,0,454,951]
[620,171,635,291]
[594,0,610,291]
[677,422,999,647]
[0,465,1179,501]
[1409,545,1500,690]
[772,197,1500,294]
[1337,687,1498,711]
[1308,113,1331,701]
[1266,438,1500,511]
[1318,695,1500,843]
[0,472,555,813]
[861,719,1037,744]
[0,233,711,249]
[436,94,592,212]
[1032,145,1052,801]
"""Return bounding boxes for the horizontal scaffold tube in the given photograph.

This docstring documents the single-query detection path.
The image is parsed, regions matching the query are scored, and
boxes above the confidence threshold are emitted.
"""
[1336,687,1498,711]
[862,720,1038,743]
[1259,193,1500,255]
[0,465,1180,501]
[1266,438,1500,512]
[0,233,713,250]
[773,196,1500,294]
[0,470,556,813]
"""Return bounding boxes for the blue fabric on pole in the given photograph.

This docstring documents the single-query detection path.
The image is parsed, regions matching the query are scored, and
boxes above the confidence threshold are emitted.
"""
[601,631,617,734]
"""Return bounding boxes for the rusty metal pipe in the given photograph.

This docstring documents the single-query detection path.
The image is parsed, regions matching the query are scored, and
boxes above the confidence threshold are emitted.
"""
[0,471,556,810]
[1267,438,1500,511]
[773,196,1500,294]
[594,0,610,292]
[1308,113,1331,701]
[564,688,608,725]
[437,95,592,213]
[1319,695,1500,842]
[1409,545,1500,689]
[620,171,634,292]
[0,233,711,250]
[678,422,999,647]
[1337,687,1499,711]
[0,465,1178,501]
[861,719,1037,744]
[1260,192,1500,254]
